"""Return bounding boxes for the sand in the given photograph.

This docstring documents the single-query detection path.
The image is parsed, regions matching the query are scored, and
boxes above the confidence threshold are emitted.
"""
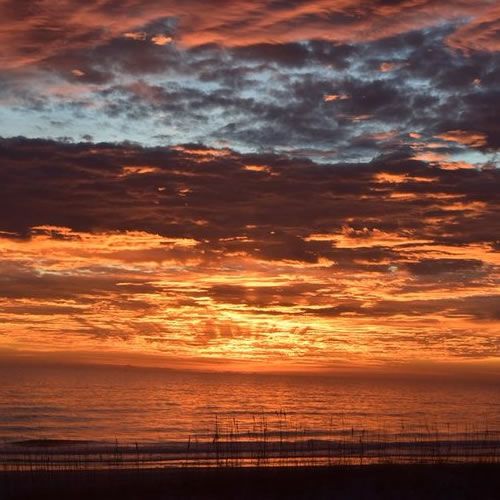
[1,464,499,499]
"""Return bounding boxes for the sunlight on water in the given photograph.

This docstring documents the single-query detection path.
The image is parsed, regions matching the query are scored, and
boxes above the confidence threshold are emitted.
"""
[1,364,499,446]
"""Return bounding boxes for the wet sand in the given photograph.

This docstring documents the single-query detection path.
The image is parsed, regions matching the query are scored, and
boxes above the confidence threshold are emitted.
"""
[1,464,499,499]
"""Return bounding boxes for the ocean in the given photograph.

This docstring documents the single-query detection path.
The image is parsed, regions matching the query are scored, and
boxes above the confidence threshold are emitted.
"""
[1,363,499,442]
[1,363,499,467]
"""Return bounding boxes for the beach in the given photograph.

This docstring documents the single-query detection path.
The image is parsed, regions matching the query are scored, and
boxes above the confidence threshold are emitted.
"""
[2,464,500,499]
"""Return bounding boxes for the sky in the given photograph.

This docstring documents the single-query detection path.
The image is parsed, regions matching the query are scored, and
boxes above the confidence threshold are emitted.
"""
[0,0,499,374]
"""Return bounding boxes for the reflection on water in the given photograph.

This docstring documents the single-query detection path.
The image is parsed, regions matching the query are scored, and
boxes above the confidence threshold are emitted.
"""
[0,364,499,446]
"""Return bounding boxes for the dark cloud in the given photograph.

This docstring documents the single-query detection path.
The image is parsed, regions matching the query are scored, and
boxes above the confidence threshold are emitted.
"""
[2,20,500,159]
[406,259,484,276]
[0,137,498,263]
[302,294,500,322]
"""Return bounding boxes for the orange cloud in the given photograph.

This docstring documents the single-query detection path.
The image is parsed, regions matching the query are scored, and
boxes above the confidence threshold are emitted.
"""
[0,139,498,372]
[1,0,499,71]
[447,4,500,53]
[1,219,497,370]
[324,93,350,102]
[379,62,402,72]
[436,130,488,148]
[151,34,173,46]
[124,32,147,41]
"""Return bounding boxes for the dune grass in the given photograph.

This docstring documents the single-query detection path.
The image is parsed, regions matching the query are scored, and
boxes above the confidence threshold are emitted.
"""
[1,412,498,471]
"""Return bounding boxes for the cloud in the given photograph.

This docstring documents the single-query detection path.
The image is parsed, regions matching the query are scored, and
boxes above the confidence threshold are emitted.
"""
[324,94,351,102]
[447,4,500,53]
[1,20,500,161]
[0,137,498,368]
[1,1,500,73]
[151,34,173,46]
[406,259,485,276]
[437,130,489,148]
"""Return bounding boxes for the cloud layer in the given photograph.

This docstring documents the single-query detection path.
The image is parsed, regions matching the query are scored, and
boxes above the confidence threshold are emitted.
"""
[0,138,498,369]
[1,4,500,163]
[1,0,500,71]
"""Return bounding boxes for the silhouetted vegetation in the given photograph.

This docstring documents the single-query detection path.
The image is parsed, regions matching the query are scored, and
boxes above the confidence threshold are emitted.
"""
[1,413,498,471]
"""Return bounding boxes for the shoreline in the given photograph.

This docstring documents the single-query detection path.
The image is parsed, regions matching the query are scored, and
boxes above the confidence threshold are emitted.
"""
[2,436,499,471]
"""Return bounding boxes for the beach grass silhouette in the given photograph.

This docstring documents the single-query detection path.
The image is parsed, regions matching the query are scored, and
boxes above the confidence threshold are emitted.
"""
[1,413,498,472]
